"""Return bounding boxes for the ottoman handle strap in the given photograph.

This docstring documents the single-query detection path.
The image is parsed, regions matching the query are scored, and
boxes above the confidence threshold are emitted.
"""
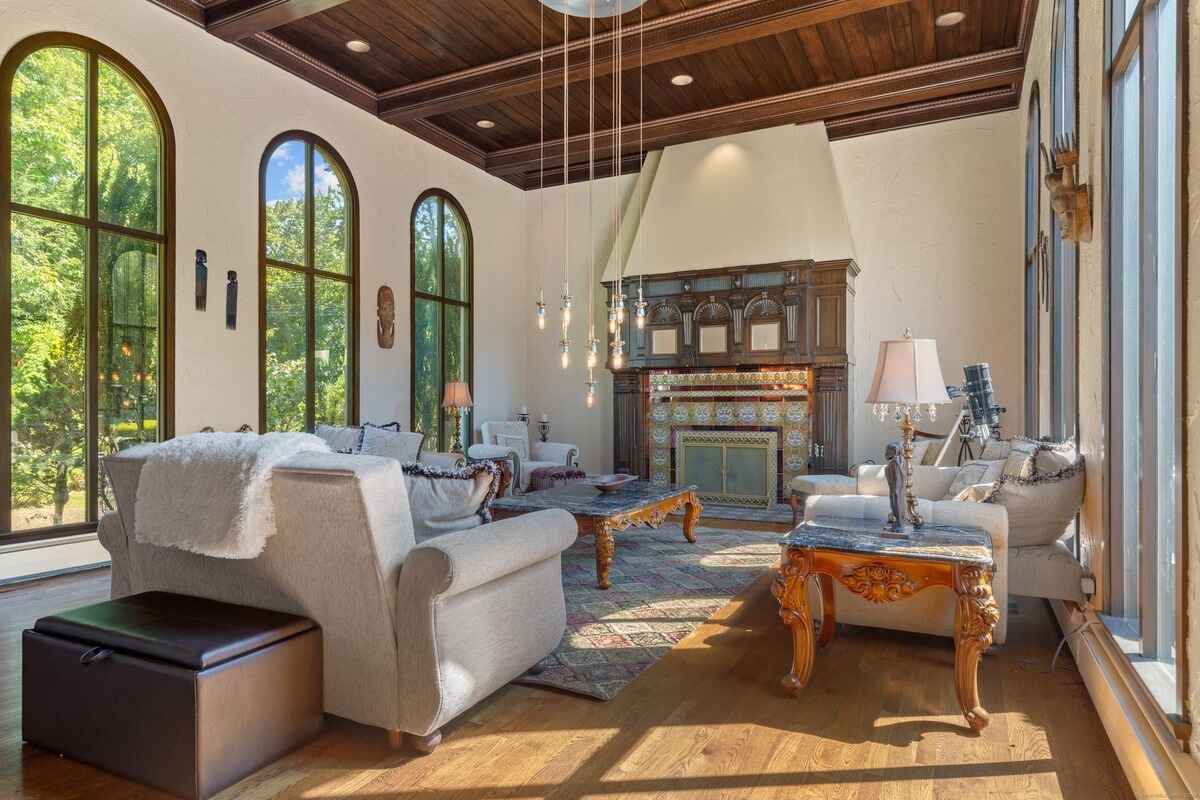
[79,647,114,666]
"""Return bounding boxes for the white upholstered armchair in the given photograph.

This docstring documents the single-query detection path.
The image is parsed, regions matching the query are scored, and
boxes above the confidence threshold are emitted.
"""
[468,421,579,493]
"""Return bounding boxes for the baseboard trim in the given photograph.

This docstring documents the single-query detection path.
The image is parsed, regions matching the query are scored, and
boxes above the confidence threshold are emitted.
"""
[1050,599,1200,799]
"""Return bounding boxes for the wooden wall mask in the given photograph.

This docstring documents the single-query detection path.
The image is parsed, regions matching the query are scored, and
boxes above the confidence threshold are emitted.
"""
[377,285,396,349]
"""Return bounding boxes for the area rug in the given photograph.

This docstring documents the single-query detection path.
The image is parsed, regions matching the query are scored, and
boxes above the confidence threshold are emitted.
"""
[687,503,796,525]
[518,523,782,701]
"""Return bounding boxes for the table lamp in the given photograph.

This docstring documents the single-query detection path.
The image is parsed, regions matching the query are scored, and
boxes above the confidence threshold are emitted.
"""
[865,329,951,533]
[442,381,473,453]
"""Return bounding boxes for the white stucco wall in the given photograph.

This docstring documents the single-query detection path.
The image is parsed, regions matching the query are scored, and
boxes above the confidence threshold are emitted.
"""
[831,113,1024,464]
[0,0,529,439]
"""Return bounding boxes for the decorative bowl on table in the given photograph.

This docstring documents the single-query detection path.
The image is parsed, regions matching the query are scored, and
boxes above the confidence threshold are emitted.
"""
[587,473,637,493]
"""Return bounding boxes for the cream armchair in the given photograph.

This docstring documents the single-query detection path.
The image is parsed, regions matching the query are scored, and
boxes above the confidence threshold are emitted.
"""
[469,421,579,493]
[804,493,1010,645]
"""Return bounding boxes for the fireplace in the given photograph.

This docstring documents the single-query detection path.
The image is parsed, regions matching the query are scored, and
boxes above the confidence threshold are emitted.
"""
[606,260,858,484]
[645,369,810,505]
[675,429,779,508]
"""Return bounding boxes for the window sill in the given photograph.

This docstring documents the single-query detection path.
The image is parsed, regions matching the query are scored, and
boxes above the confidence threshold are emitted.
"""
[1100,613,1180,719]
[1052,601,1200,799]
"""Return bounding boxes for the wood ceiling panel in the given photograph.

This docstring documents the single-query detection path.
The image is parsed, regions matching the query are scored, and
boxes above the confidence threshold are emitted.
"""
[147,0,1035,188]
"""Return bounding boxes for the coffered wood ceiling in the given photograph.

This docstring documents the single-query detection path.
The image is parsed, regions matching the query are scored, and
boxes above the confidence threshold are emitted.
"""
[149,0,1037,189]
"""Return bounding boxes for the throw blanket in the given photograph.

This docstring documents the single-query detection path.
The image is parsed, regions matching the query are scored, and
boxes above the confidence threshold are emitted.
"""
[134,432,330,559]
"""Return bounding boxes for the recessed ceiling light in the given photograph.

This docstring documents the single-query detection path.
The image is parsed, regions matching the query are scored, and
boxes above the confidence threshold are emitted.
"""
[345,39,371,53]
[935,11,966,27]
[670,74,694,86]
[476,119,496,129]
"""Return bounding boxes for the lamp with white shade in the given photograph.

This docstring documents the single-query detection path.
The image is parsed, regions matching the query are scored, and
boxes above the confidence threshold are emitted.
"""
[441,381,473,454]
[864,329,952,531]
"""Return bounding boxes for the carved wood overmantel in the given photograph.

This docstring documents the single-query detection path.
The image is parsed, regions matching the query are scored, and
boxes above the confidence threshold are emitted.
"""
[604,259,858,478]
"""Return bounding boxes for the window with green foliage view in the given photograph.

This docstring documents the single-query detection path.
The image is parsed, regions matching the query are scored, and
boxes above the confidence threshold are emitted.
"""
[411,192,472,453]
[260,135,356,432]
[2,38,172,536]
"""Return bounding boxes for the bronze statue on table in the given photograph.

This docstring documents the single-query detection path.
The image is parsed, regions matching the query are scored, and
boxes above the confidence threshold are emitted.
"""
[884,442,906,533]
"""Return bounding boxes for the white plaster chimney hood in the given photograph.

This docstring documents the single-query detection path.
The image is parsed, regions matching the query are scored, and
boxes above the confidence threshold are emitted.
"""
[604,122,857,281]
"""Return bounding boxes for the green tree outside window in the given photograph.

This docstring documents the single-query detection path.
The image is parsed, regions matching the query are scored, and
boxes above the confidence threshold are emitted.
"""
[411,192,472,453]
[260,134,357,432]
[3,37,172,535]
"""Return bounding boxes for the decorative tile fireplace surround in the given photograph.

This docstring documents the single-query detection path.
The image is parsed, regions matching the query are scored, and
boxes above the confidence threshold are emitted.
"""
[647,370,810,507]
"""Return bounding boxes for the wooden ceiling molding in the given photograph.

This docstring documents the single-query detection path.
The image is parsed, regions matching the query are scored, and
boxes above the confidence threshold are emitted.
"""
[144,0,1038,189]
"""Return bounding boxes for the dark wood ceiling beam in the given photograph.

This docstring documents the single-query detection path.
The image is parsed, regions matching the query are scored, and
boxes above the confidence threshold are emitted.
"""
[206,0,352,41]
[377,0,913,123]
[824,86,1019,139]
[486,49,1024,176]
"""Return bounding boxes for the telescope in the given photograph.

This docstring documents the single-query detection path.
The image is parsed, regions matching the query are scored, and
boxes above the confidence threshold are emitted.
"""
[946,362,1006,448]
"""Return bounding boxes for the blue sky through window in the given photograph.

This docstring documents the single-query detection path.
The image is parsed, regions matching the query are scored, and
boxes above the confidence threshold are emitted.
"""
[265,139,304,205]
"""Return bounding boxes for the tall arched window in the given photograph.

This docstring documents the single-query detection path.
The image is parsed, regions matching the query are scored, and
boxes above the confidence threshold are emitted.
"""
[1023,83,1041,437]
[411,190,472,453]
[259,132,358,432]
[1,33,174,539]
[1048,0,1077,441]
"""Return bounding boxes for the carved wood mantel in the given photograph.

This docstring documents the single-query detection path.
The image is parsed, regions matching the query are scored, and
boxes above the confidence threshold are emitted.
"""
[604,259,858,478]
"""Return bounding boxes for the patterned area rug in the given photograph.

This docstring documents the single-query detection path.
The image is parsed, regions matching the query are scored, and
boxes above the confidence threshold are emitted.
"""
[691,503,796,525]
[518,523,782,701]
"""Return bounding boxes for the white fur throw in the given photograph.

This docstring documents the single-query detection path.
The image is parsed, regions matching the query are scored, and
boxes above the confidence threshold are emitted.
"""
[133,432,331,559]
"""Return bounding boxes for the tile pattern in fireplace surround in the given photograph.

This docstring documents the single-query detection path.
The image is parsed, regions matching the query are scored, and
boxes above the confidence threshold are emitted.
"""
[646,370,811,497]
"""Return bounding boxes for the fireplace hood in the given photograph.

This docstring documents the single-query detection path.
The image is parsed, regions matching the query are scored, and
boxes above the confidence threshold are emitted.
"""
[604,122,857,281]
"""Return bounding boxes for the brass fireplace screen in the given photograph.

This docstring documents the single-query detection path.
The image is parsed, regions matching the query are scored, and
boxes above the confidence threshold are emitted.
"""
[647,369,811,508]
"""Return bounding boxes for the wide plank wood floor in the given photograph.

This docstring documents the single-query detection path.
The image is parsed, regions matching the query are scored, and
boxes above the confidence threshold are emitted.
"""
[0,536,1132,799]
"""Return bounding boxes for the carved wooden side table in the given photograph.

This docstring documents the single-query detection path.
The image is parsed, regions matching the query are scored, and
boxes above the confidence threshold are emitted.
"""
[772,517,999,731]
[492,480,703,590]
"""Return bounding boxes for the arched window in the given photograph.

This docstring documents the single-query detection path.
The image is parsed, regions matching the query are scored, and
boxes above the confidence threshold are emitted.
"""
[1,33,174,538]
[411,190,472,452]
[259,132,358,432]
[1023,83,1041,437]
[1048,0,1077,441]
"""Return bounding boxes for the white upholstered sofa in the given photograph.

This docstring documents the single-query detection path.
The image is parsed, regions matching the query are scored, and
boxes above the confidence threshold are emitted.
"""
[803,493,1010,646]
[468,420,579,492]
[99,447,576,752]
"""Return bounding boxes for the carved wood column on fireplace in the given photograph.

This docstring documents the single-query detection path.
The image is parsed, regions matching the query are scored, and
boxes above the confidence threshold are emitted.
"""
[613,371,646,476]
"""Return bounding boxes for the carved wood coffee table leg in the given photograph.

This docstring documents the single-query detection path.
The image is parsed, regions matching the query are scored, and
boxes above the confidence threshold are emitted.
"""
[682,492,702,543]
[953,564,1000,732]
[593,520,615,590]
[772,548,815,696]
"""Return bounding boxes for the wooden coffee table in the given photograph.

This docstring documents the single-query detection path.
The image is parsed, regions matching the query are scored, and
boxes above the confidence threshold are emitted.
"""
[491,480,703,590]
[773,516,999,731]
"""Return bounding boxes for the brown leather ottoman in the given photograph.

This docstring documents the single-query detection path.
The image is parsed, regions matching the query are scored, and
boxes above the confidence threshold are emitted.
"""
[22,591,322,800]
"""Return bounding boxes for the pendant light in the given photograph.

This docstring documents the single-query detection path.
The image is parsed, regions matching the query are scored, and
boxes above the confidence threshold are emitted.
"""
[558,8,572,369]
[633,7,647,331]
[585,0,600,380]
[534,5,547,331]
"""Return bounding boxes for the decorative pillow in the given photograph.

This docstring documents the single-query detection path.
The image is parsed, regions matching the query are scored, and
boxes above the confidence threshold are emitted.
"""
[496,433,529,461]
[986,438,1085,547]
[364,421,402,432]
[360,425,424,464]
[943,460,1004,500]
[314,424,363,453]
[952,482,998,503]
[977,438,1012,461]
[401,461,499,540]
[1001,449,1035,480]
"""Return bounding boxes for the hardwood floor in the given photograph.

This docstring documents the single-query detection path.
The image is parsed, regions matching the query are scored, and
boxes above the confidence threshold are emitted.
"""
[0,547,1132,798]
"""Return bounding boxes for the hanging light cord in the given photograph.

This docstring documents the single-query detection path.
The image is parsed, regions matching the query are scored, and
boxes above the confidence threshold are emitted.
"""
[588,0,595,345]
[562,10,570,312]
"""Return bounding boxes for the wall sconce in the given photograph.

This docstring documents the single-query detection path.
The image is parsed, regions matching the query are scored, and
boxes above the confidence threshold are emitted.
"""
[1041,135,1092,243]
